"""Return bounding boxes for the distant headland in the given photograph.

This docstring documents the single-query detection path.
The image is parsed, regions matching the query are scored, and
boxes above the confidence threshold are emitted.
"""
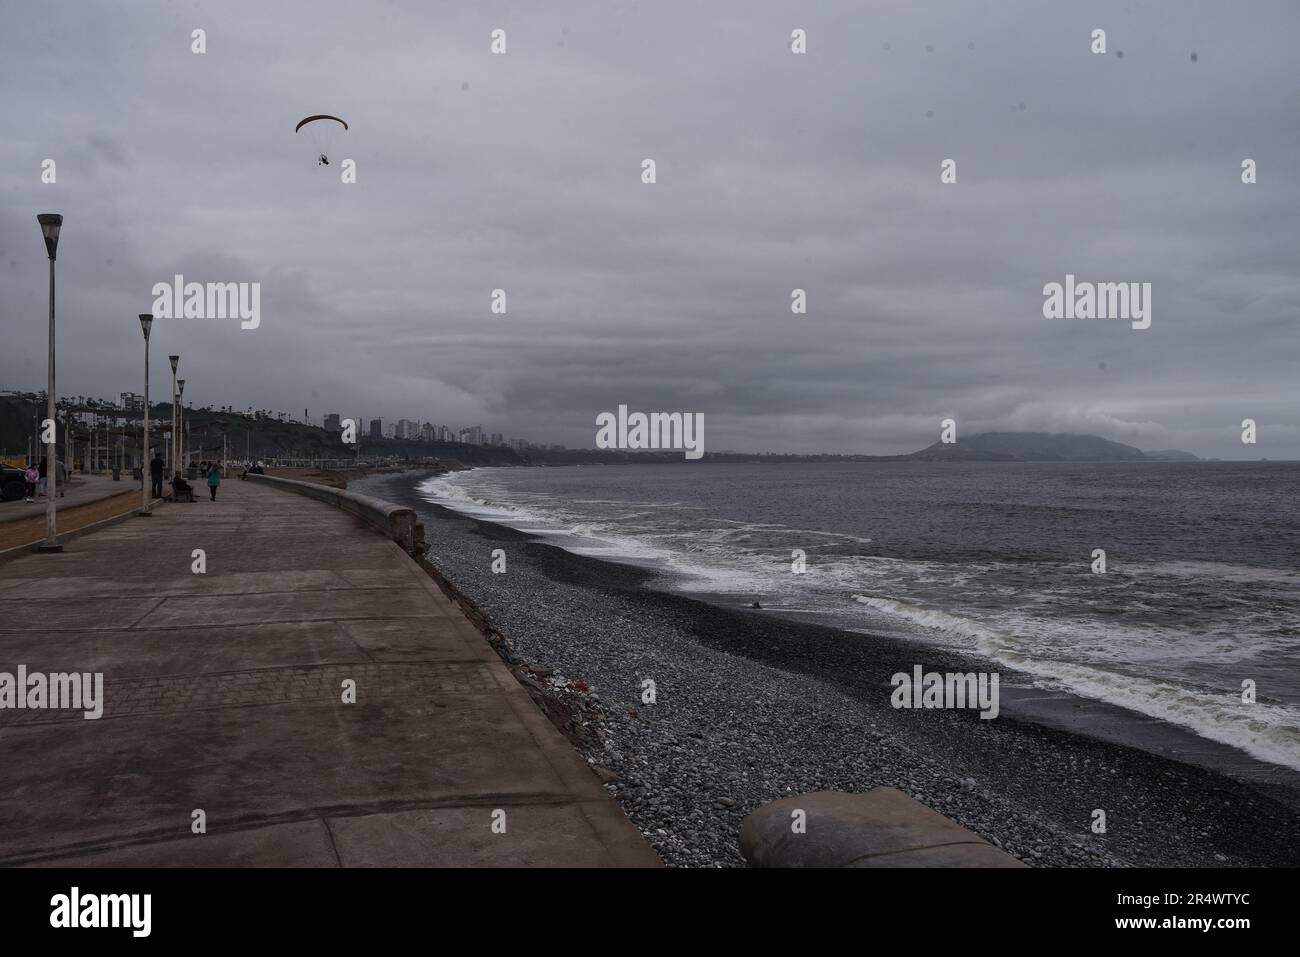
[906,432,1199,463]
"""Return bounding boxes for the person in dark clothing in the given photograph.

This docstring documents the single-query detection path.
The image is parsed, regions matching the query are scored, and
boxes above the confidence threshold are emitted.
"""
[149,452,164,498]
[171,471,194,502]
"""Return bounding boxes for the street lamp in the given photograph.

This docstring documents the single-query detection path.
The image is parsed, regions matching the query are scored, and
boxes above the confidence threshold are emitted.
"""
[139,314,153,514]
[168,355,179,475]
[177,379,186,469]
[37,213,62,553]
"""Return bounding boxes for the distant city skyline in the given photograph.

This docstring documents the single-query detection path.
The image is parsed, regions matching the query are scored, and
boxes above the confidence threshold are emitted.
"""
[1,384,553,454]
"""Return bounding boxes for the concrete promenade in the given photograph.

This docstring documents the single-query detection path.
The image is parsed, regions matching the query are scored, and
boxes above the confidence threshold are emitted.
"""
[0,480,658,866]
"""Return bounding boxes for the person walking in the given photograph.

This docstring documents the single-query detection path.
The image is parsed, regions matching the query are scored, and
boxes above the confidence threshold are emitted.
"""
[149,451,164,500]
[206,461,222,501]
[23,463,38,502]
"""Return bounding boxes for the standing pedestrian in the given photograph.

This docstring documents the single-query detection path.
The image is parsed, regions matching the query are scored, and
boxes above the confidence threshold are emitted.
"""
[149,451,164,499]
[207,461,222,501]
[23,463,38,502]
[37,456,47,497]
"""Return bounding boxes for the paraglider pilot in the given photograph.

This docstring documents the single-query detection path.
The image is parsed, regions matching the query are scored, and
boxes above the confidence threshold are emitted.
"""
[296,114,347,167]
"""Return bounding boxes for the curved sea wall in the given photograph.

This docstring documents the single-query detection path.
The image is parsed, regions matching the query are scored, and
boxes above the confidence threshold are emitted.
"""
[246,472,424,554]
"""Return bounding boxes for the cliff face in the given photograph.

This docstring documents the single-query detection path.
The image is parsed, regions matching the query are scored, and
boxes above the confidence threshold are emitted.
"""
[909,432,1149,462]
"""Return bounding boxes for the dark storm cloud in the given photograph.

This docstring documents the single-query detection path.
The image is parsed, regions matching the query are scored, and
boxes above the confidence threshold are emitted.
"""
[1,0,1297,457]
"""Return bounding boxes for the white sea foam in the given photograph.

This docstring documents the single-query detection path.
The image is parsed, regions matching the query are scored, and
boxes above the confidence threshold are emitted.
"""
[1030,660,1300,772]
[416,468,1300,771]
[851,594,1300,771]
[853,595,1009,650]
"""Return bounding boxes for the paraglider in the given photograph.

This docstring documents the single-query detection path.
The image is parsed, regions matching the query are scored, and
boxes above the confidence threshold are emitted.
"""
[295,114,347,167]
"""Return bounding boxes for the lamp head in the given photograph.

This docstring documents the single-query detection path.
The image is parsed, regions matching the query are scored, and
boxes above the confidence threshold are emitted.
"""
[37,213,63,260]
[138,313,153,341]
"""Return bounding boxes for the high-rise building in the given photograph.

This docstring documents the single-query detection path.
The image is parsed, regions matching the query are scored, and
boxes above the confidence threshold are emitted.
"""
[119,392,143,411]
[324,413,341,432]
[369,418,383,440]
[420,422,434,442]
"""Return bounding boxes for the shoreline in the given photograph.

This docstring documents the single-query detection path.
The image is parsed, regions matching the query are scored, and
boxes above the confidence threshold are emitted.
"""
[358,470,1300,867]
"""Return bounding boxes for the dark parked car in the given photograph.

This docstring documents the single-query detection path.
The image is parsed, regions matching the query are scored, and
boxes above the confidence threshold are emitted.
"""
[1,465,28,502]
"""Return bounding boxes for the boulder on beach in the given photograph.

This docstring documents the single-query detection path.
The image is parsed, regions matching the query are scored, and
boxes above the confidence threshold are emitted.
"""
[739,788,1027,867]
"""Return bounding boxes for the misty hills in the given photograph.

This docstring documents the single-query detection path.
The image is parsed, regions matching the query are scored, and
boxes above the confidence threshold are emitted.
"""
[908,432,1198,463]
[0,393,1201,466]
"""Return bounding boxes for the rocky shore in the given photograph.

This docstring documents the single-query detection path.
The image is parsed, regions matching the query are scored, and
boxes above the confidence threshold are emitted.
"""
[355,472,1300,869]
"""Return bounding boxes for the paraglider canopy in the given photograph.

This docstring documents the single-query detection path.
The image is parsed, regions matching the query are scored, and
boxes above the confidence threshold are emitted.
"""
[295,115,347,166]
[294,114,348,133]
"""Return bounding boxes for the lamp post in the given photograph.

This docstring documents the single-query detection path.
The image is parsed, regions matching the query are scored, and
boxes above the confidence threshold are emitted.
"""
[37,214,62,552]
[168,355,179,477]
[177,379,186,470]
[139,314,153,513]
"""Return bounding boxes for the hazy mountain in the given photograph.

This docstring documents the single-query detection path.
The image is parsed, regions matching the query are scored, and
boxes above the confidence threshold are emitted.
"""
[908,432,1191,462]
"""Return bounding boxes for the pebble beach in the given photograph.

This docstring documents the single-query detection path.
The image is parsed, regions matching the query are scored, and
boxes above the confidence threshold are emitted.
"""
[356,471,1300,868]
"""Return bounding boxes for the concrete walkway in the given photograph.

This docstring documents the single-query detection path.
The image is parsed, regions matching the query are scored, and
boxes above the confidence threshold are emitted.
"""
[0,474,132,525]
[0,480,658,867]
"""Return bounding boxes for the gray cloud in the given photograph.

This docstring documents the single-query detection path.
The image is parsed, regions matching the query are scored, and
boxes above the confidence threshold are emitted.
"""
[2,0,1297,458]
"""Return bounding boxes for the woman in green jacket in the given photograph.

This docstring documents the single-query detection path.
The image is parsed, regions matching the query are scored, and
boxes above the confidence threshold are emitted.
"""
[207,462,222,501]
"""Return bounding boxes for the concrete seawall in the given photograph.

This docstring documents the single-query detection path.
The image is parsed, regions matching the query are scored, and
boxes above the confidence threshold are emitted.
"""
[246,472,425,554]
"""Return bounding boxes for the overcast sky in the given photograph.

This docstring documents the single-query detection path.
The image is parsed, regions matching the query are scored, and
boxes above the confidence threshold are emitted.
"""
[2,0,1297,458]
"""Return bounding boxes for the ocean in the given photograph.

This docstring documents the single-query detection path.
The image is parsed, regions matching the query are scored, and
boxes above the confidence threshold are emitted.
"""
[414,461,1300,772]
